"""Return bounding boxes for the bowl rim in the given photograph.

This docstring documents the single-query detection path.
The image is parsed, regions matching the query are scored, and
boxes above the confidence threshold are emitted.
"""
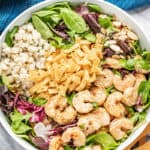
[0,0,150,150]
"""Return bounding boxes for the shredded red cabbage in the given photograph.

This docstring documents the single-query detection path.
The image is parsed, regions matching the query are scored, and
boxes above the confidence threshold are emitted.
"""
[16,100,46,123]
[30,136,49,150]
[0,85,46,122]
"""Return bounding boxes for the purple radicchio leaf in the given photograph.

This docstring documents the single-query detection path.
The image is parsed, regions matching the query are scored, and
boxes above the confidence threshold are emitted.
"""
[75,5,100,33]
[30,120,77,150]
[48,119,77,136]
[30,136,49,150]
[0,85,15,114]
[16,100,46,123]
[75,4,89,16]
[83,13,100,33]
[117,40,132,56]
[119,69,130,78]
[55,22,68,32]
[103,47,115,57]
[48,22,69,40]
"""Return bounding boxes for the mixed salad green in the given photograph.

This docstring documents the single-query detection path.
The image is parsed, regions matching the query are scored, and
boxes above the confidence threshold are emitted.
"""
[1,2,150,150]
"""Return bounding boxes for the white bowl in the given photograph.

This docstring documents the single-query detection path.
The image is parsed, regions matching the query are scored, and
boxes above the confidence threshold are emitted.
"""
[0,0,150,150]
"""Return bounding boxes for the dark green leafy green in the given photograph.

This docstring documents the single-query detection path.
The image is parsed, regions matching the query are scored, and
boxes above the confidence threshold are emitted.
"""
[45,2,71,11]
[33,10,56,17]
[142,51,150,61]
[137,59,150,70]
[66,92,76,105]
[61,8,87,33]
[29,97,47,106]
[42,13,61,27]
[0,76,3,85]
[126,106,135,115]
[130,112,146,125]
[86,132,118,150]
[92,102,99,109]
[120,58,150,71]
[138,81,150,104]
[64,145,74,150]
[5,26,18,47]
[98,16,112,29]
[10,110,32,134]
[88,4,101,13]
[11,122,32,134]
[132,41,150,61]
[107,26,119,34]
[82,32,96,43]
[126,59,136,70]
[50,35,63,47]
[32,15,53,39]
[132,41,143,55]
[106,86,116,95]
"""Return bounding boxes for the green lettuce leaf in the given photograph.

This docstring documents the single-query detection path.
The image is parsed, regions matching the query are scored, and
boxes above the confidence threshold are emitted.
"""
[5,26,18,47]
[88,4,101,13]
[64,145,74,150]
[130,112,146,125]
[132,41,143,55]
[86,132,118,150]
[98,16,112,29]
[29,97,47,106]
[10,110,32,134]
[138,81,150,104]
[120,58,150,71]
[66,92,76,105]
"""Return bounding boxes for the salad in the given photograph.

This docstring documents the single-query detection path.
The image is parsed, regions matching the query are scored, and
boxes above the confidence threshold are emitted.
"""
[0,2,150,150]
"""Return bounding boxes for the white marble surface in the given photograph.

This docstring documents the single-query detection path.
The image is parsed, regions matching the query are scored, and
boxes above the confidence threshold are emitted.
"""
[0,5,150,150]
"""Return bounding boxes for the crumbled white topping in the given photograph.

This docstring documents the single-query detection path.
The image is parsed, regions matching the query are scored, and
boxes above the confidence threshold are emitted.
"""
[0,23,56,96]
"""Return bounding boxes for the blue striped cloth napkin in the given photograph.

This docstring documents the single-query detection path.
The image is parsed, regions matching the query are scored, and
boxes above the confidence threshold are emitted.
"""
[0,0,150,33]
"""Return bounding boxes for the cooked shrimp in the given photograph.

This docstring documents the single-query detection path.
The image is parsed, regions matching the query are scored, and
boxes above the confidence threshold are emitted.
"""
[93,107,110,126]
[134,73,146,88]
[73,88,107,114]
[122,74,146,106]
[105,58,122,69]
[62,127,86,147]
[72,90,93,113]
[113,74,136,92]
[84,145,102,150]
[122,87,137,106]
[77,114,102,135]
[91,87,107,105]
[94,69,114,88]
[109,118,133,140]
[49,136,64,150]
[45,96,76,125]
[77,108,110,135]
[104,92,125,117]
